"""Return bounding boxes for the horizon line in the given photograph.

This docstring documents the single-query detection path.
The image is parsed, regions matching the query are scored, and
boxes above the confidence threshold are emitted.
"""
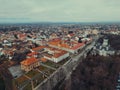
[1,21,120,24]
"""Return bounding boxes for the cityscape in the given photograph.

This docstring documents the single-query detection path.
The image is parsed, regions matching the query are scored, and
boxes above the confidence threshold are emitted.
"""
[0,0,120,90]
[0,23,120,90]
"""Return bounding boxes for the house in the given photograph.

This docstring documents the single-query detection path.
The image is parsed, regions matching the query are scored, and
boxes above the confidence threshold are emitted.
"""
[2,40,12,47]
[21,57,40,72]
[32,46,45,52]
[17,33,26,40]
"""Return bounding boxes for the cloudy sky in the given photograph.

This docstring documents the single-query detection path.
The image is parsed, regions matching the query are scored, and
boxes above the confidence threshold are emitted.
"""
[0,0,120,23]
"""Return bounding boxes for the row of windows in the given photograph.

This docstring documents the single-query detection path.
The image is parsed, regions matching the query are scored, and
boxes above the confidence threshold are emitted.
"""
[21,62,40,71]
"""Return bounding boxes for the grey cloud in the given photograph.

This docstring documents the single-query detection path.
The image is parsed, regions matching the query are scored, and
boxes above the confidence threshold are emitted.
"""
[0,0,120,22]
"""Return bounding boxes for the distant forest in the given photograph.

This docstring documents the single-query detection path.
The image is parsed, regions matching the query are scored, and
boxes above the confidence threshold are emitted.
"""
[107,34,120,50]
[63,55,120,90]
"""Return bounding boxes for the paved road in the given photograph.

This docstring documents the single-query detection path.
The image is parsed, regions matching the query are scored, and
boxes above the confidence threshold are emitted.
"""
[64,36,98,80]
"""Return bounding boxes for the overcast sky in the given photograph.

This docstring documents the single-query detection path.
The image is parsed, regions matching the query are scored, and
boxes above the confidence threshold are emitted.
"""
[0,0,120,23]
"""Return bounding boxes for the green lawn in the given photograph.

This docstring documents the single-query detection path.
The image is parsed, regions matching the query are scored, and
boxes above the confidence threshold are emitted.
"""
[25,70,40,78]
[43,61,60,68]
[15,76,28,85]
[23,82,32,90]
[38,65,48,71]
[32,74,46,87]
[38,66,55,77]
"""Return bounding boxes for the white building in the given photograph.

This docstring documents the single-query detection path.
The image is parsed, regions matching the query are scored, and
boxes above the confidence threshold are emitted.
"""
[92,38,115,56]
[44,47,69,63]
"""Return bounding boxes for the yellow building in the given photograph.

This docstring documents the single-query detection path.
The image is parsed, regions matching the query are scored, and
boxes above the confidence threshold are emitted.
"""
[21,57,40,72]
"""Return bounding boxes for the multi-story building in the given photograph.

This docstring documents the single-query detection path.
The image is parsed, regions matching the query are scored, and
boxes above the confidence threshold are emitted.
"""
[21,57,40,72]
[43,47,69,63]
[48,38,85,54]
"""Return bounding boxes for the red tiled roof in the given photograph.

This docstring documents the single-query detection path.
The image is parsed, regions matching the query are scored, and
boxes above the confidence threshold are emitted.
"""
[32,46,45,51]
[45,47,68,58]
[49,38,61,42]
[40,57,47,62]
[49,39,85,50]
[21,57,38,66]
[27,52,38,56]
[18,34,26,39]
[54,51,67,58]
[71,43,85,50]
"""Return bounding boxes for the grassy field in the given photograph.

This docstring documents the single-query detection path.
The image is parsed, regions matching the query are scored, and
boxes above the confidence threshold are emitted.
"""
[23,82,32,90]
[25,70,40,78]
[38,65,49,71]
[15,76,28,85]
[43,61,60,68]
[32,74,46,87]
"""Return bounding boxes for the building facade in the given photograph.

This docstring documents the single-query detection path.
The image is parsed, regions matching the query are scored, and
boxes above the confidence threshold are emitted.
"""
[21,57,40,72]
